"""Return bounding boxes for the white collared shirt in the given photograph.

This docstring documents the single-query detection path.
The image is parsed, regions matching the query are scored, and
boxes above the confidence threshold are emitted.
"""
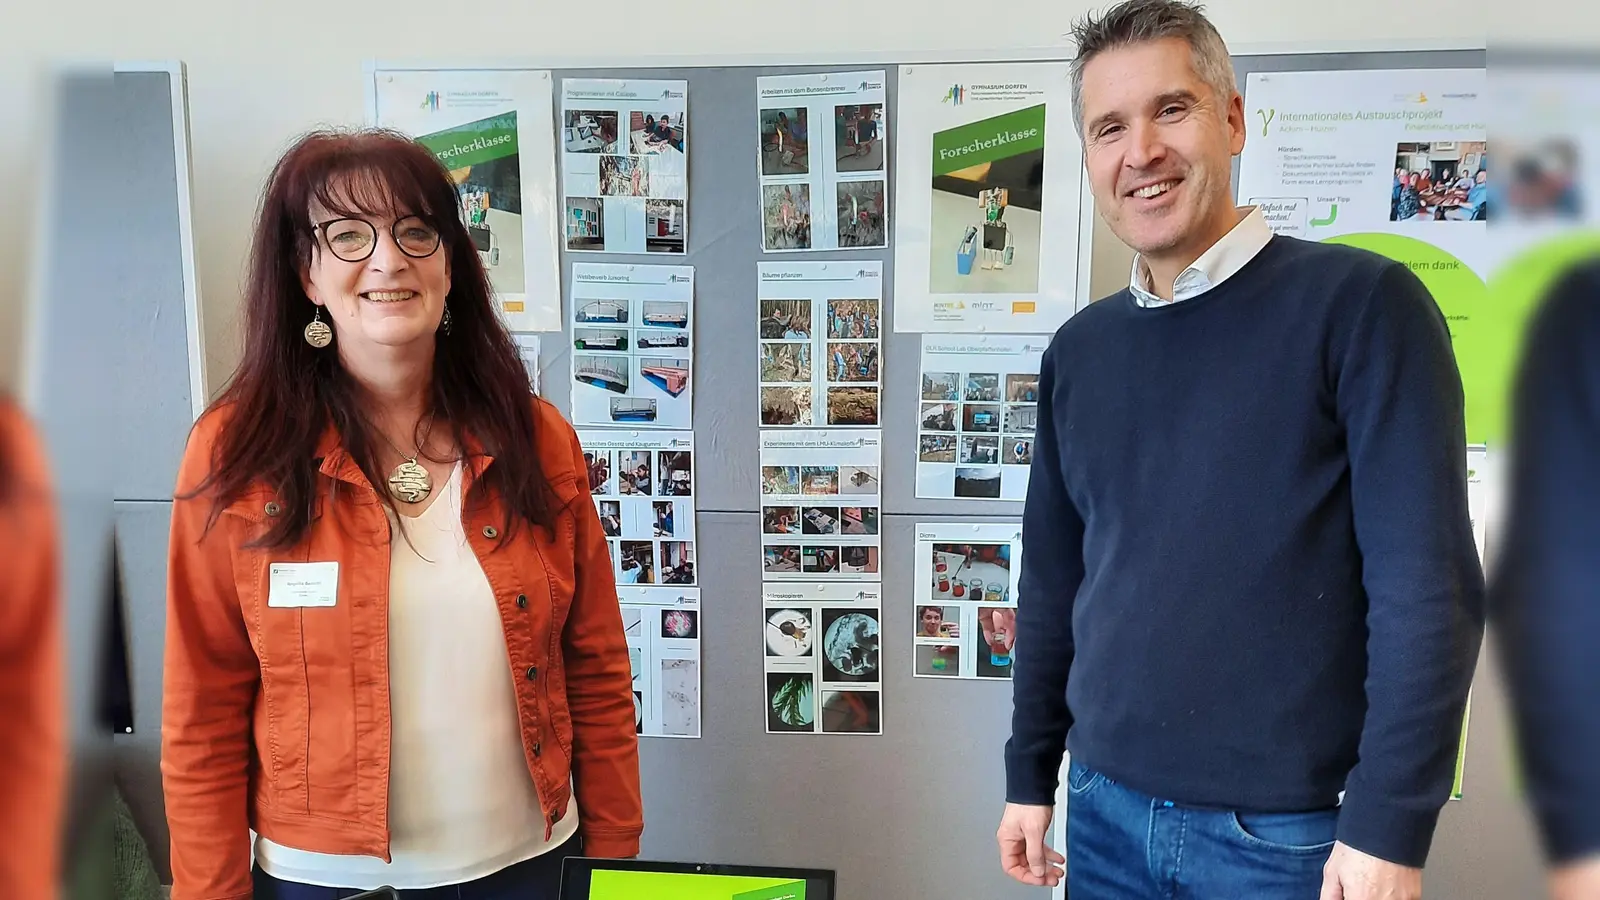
[1129,206,1274,307]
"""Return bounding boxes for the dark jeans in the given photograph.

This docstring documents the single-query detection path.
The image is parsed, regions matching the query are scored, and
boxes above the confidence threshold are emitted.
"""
[1066,760,1337,900]
[252,835,581,900]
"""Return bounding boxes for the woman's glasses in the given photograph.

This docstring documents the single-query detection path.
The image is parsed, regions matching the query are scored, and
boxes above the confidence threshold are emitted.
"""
[313,215,441,263]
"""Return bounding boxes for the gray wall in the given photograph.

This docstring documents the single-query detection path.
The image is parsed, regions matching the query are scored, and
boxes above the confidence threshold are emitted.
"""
[109,50,1544,900]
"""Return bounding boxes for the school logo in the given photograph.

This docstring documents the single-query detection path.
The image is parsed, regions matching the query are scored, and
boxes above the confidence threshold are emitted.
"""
[942,84,966,105]
[420,91,441,111]
[1255,107,1275,136]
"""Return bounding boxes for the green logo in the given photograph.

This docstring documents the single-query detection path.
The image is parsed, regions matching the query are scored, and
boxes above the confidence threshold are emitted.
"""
[1255,107,1275,137]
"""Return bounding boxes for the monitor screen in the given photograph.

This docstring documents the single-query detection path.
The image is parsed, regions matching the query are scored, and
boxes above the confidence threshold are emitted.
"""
[562,858,834,900]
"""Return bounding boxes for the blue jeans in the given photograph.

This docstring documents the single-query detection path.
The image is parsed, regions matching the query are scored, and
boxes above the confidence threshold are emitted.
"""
[1066,760,1336,899]
[251,835,580,900]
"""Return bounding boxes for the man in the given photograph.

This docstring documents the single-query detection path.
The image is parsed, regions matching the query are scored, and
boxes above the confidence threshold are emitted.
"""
[1489,259,1600,900]
[996,2,1484,898]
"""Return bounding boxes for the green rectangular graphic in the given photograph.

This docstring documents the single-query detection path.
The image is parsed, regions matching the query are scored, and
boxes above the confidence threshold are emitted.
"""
[932,104,1046,177]
[417,111,519,170]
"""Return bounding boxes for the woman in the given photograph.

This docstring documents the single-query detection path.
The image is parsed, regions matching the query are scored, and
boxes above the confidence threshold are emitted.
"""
[162,129,641,900]
[0,398,65,899]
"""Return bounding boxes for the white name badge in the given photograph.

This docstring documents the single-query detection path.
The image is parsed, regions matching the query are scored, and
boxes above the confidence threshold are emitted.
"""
[267,562,340,608]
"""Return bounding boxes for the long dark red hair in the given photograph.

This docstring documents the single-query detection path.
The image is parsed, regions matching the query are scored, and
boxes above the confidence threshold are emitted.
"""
[185,128,554,548]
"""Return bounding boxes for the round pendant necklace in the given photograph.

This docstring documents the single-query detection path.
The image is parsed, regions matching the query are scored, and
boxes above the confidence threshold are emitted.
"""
[377,412,436,504]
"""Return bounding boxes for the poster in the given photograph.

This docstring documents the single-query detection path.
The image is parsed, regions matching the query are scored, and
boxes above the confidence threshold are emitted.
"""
[1236,69,1505,442]
[513,334,540,392]
[370,69,562,331]
[569,263,694,429]
[756,70,889,252]
[622,586,701,738]
[579,430,697,586]
[893,63,1083,333]
[758,262,882,428]
[912,522,1021,681]
[759,429,882,582]
[561,78,688,255]
[915,335,1044,500]
[762,582,883,735]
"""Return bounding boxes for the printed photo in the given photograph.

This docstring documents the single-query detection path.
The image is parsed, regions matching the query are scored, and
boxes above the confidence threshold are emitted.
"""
[639,357,690,398]
[763,545,803,573]
[802,545,840,574]
[820,608,880,683]
[767,672,816,732]
[961,435,1001,465]
[760,108,810,175]
[1004,404,1038,435]
[954,465,1002,499]
[1501,137,1579,221]
[826,299,880,339]
[621,606,643,637]
[930,542,1012,600]
[834,104,885,173]
[975,606,1017,679]
[660,658,698,737]
[763,506,801,535]
[652,500,675,537]
[1006,373,1040,403]
[637,328,689,350]
[573,354,629,395]
[631,111,684,155]
[915,643,961,677]
[838,466,880,495]
[573,327,629,352]
[919,433,957,463]
[660,541,696,584]
[836,180,887,248]
[1391,141,1489,222]
[575,297,629,324]
[658,451,693,496]
[766,608,814,657]
[839,545,878,574]
[600,155,650,197]
[645,199,686,253]
[827,386,879,426]
[760,299,813,340]
[564,110,620,153]
[597,500,622,537]
[761,465,802,496]
[821,690,881,734]
[916,605,962,639]
[928,113,1045,294]
[618,451,653,495]
[609,398,658,423]
[761,386,814,426]
[618,540,655,584]
[1004,438,1033,466]
[760,342,813,383]
[763,183,812,251]
[922,371,960,401]
[920,402,957,432]
[963,403,1001,433]
[661,608,698,640]
[640,300,689,329]
[965,373,1001,401]
[825,342,880,384]
[585,450,613,494]
[566,197,605,251]
[801,505,841,535]
[839,506,879,535]
[800,466,840,496]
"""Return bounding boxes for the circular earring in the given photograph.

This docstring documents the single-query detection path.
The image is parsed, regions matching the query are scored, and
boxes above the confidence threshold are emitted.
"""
[304,308,333,348]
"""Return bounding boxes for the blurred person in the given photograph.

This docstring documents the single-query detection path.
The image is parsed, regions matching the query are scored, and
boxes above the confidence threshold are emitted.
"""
[998,2,1483,898]
[161,129,641,900]
[1490,258,1600,900]
[0,398,65,899]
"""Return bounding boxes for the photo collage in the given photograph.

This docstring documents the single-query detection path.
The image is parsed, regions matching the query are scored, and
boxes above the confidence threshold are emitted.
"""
[759,430,882,583]
[569,263,694,429]
[623,586,702,738]
[912,523,1022,681]
[914,336,1044,501]
[758,262,882,428]
[756,70,889,252]
[561,78,688,254]
[579,430,697,586]
[762,583,883,735]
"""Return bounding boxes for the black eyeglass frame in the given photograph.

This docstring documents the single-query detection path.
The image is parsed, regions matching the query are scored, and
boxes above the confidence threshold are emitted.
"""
[311,215,443,263]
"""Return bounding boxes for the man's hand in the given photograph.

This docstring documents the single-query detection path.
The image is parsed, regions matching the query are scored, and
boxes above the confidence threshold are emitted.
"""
[1319,841,1422,899]
[998,802,1063,887]
[1550,855,1600,900]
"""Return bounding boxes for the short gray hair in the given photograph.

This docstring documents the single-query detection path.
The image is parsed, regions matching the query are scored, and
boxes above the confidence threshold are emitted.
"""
[1068,0,1237,135]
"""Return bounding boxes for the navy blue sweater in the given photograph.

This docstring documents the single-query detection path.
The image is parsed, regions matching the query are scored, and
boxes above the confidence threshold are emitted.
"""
[1489,260,1600,865]
[1005,235,1485,868]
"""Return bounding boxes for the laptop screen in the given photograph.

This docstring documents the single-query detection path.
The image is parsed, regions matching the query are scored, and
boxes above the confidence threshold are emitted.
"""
[561,858,834,900]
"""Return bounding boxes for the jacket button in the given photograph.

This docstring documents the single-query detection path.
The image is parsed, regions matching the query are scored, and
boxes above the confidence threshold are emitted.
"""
[264,501,281,517]
[516,593,528,609]
[525,665,538,680]
[532,741,542,757]
[482,525,499,539]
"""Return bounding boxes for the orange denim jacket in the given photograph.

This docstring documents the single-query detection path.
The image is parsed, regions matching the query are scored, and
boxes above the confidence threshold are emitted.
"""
[0,401,65,900]
[162,397,642,900]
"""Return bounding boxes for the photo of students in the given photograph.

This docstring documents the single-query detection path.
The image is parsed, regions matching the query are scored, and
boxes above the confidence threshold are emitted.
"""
[762,183,812,250]
[917,605,962,639]
[834,103,885,172]
[1391,141,1489,221]
[760,107,810,175]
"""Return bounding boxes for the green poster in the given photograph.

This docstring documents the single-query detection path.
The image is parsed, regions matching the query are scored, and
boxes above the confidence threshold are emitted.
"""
[416,111,519,170]
[932,104,1046,177]
[588,871,806,900]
